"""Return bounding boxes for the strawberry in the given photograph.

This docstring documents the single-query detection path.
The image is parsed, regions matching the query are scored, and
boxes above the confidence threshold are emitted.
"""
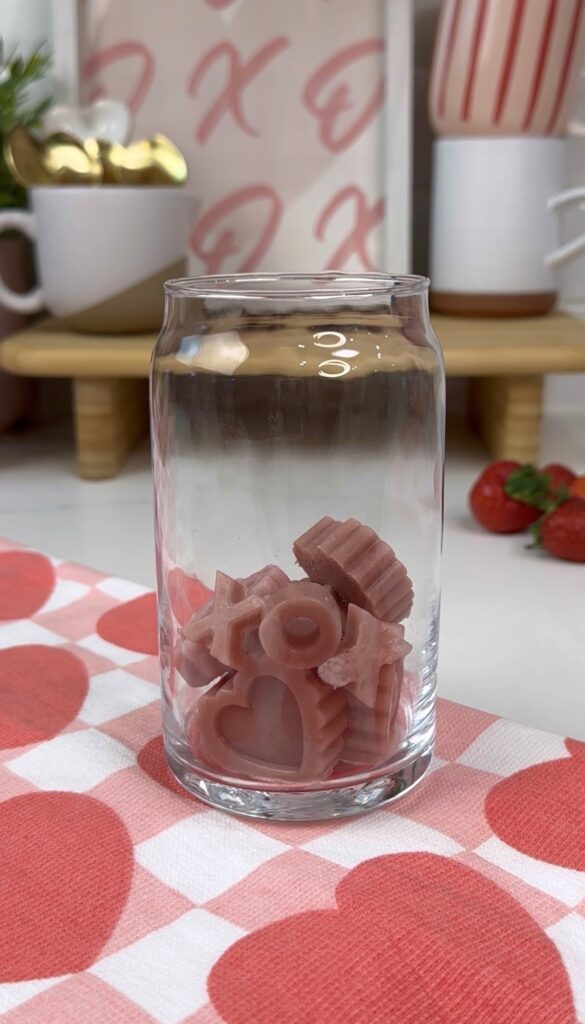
[541,463,576,497]
[539,498,585,562]
[469,461,542,533]
[569,475,585,500]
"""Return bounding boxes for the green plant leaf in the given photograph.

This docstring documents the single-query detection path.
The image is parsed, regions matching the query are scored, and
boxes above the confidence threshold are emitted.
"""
[0,41,53,208]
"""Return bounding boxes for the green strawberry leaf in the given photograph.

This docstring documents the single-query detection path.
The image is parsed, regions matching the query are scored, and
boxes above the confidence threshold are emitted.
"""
[504,464,552,511]
[523,483,572,550]
[527,517,544,549]
[555,484,571,504]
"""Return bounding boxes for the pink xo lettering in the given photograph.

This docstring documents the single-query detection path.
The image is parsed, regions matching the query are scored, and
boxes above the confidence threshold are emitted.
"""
[190,185,283,274]
[303,40,384,153]
[188,37,290,143]
[316,187,384,271]
[83,42,155,114]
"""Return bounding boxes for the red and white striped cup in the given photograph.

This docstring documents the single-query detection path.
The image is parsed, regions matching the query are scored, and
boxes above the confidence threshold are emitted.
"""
[429,0,585,136]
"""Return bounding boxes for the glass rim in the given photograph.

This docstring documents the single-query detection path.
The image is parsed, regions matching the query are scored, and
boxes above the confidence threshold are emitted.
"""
[164,272,430,301]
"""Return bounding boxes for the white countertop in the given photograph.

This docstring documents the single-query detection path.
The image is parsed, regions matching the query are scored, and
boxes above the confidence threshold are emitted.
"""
[2,409,584,739]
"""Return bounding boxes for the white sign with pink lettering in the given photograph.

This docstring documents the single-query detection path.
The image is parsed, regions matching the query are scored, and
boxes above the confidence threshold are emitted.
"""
[52,0,413,274]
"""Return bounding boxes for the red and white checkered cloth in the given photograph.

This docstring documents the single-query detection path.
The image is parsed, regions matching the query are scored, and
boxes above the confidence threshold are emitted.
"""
[0,538,584,1024]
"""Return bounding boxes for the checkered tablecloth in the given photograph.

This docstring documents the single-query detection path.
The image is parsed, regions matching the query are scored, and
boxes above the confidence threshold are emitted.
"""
[0,538,584,1024]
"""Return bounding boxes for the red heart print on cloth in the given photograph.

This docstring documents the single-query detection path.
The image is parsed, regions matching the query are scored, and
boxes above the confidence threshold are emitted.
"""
[137,734,187,798]
[0,550,55,620]
[97,592,158,655]
[209,853,576,1024]
[566,737,585,762]
[0,792,133,982]
[0,645,88,749]
[167,567,212,626]
[485,738,585,870]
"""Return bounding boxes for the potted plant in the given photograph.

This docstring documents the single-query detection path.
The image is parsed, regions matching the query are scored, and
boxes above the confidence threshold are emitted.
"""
[0,42,51,429]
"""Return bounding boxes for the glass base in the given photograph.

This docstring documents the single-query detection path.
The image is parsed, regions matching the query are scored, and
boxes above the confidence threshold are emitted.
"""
[166,744,434,821]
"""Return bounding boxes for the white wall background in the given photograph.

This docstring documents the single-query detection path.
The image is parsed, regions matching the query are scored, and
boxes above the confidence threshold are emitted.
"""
[0,0,51,54]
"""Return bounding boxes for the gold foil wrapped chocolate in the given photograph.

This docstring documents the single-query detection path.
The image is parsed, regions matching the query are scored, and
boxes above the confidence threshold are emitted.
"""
[5,127,187,188]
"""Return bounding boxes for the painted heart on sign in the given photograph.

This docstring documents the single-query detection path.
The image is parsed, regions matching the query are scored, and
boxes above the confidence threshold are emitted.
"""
[0,550,55,620]
[209,853,576,1024]
[485,738,585,870]
[97,592,158,655]
[0,793,133,981]
[0,645,88,749]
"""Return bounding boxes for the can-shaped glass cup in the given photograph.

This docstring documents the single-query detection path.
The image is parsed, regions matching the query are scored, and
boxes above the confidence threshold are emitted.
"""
[150,273,445,820]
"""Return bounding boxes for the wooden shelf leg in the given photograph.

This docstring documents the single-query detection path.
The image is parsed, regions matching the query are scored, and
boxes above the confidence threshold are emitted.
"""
[467,375,544,463]
[72,378,148,479]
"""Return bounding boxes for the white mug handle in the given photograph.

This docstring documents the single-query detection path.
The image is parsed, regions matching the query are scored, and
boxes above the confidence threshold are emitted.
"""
[545,187,585,268]
[0,209,45,314]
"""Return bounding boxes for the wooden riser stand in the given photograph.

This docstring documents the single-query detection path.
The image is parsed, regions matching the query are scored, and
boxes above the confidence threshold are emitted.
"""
[72,378,149,479]
[1,312,584,478]
[468,375,544,463]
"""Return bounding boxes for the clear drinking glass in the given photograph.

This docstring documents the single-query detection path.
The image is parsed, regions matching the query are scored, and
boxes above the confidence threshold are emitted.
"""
[150,273,445,820]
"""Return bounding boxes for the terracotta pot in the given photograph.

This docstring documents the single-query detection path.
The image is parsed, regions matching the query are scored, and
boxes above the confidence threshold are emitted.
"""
[0,235,36,430]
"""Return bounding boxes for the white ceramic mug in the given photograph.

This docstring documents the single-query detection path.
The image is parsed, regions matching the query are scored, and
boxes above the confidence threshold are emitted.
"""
[546,187,585,266]
[0,187,197,332]
[546,185,585,311]
[430,136,565,314]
